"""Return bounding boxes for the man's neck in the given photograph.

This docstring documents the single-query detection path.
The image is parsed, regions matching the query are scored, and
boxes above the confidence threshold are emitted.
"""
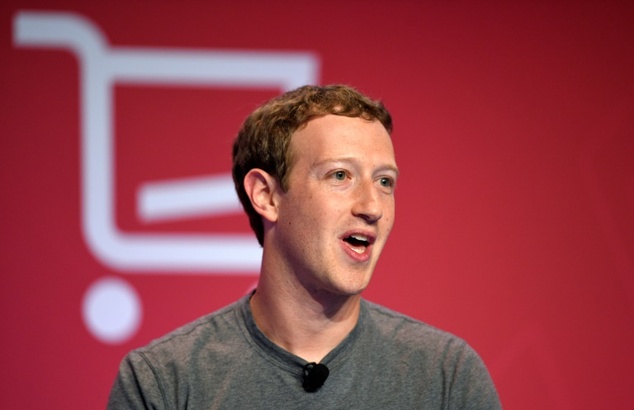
[249,272,361,363]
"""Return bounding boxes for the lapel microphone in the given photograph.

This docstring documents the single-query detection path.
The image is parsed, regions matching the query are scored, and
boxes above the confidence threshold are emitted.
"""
[302,362,329,392]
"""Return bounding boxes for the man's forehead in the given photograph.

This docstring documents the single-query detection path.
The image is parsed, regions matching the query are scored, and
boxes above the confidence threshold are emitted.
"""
[289,115,396,167]
[291,115,390,144]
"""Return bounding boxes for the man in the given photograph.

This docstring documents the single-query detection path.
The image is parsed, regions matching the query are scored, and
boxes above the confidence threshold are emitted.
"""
[108,85,501,409]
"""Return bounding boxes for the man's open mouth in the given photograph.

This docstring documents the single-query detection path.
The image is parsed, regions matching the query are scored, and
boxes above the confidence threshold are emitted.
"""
[342,234,374,254]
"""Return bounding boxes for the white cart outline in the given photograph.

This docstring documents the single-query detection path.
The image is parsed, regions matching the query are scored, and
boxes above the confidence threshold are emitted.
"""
[13,10,319,343]
[14,10,318,272]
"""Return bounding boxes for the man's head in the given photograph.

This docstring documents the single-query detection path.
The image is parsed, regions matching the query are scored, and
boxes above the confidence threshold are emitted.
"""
[232,84,393,246]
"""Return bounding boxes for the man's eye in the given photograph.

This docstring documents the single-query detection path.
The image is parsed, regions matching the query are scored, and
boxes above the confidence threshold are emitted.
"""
[333,171,346,180]
[378,177,393,188]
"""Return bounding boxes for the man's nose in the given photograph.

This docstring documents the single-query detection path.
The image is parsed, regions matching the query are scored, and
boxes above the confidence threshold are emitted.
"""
[352,180,383,223]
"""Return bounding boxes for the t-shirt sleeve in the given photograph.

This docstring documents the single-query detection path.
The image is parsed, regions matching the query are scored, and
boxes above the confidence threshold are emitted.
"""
[107,351,166,410]
[446,341,502,409]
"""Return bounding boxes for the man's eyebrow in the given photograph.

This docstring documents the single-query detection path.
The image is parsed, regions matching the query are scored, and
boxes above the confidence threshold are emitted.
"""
[313,157,399,175]
[383,165,400,177]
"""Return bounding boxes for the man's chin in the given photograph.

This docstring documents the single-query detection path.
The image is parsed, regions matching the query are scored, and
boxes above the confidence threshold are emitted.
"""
[323,276,373,298]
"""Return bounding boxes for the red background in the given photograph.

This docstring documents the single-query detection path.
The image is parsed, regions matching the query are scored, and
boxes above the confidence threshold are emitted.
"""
[2,1,633,408]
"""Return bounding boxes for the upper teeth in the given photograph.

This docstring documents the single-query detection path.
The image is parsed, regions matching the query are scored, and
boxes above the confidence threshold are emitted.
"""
[350,234,368,242]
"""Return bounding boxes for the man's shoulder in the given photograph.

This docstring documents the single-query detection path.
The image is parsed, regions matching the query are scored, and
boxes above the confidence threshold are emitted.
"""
[132,296,248,361]
[361,299,467,351]
[359,300,502,409]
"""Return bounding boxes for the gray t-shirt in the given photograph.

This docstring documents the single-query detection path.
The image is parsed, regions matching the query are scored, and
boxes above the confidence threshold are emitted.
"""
[108,295,501,409]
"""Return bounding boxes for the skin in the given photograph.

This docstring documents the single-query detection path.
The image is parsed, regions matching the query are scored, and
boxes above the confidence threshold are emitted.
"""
[244,114,398,362]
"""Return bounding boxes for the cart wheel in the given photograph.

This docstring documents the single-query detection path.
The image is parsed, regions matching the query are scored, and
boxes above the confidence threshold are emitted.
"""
[82,276,142,344]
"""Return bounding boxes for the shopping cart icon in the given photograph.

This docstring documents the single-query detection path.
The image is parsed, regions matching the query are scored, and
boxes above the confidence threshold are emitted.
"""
[14,10,319,343]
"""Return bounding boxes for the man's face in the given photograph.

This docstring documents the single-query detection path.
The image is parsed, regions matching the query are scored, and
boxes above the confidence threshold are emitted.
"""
[272,114,398,297]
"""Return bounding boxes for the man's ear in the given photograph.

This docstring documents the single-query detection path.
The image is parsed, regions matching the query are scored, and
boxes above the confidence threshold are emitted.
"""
[243,168,281,223]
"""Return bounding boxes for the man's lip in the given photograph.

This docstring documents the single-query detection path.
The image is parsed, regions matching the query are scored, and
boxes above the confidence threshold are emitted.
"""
[339,232,375,261]
[339,230,377,244]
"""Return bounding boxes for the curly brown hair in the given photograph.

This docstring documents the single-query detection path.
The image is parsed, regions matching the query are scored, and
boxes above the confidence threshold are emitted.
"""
[231,84,393,246]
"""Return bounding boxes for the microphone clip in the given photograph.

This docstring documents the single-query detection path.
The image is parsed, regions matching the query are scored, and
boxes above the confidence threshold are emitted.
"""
[302,362,329,392]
